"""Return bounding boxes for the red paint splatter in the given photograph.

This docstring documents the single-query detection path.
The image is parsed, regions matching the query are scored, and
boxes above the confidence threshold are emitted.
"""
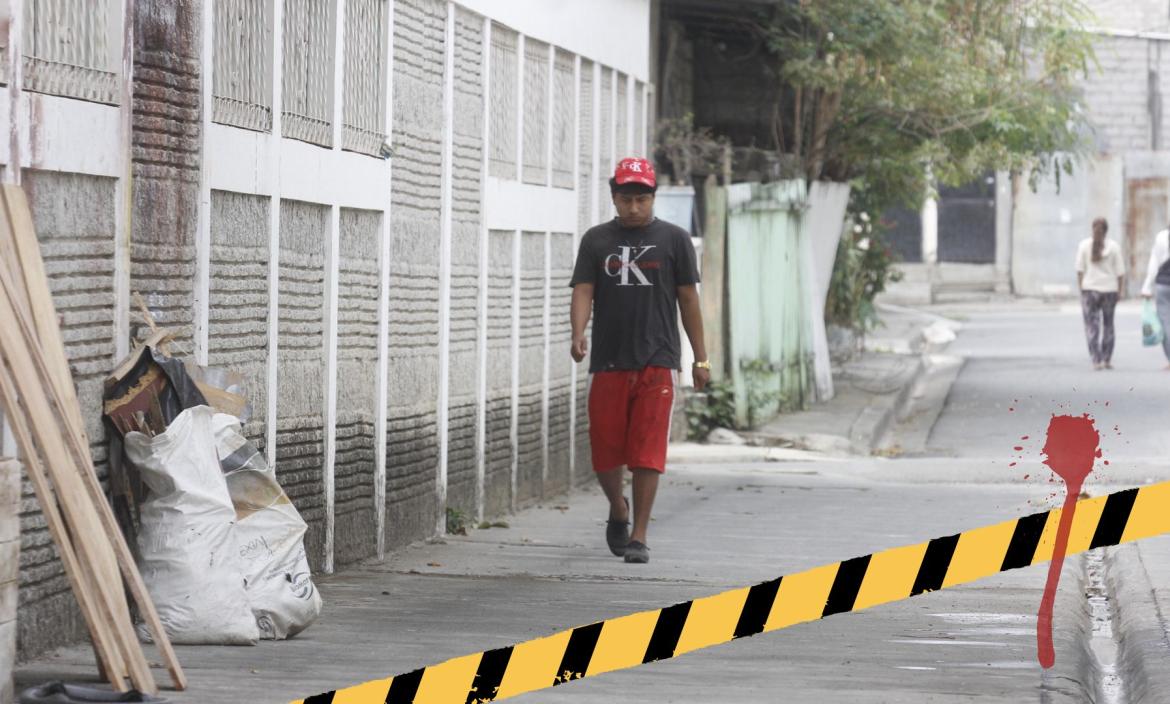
[1023,474,1030,480]
[1014,446,1024,451]
[1036,414,1100,670]
[1009,462,1017,467]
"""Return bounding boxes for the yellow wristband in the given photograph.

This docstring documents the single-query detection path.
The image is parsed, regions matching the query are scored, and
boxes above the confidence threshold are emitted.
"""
[693,361,711,370]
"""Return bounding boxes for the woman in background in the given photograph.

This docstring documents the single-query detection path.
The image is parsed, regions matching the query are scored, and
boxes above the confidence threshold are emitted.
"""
[1076,217,1125,370]
[1141,224,1170,369]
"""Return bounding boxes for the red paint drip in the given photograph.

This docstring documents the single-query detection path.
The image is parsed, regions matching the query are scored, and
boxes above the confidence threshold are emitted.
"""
[1036,414,1099,669]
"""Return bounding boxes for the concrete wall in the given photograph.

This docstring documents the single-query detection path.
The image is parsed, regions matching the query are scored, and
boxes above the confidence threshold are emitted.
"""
[1011,31,1170,296]
[8,0,651,660]
[1011,155,1125,296]
[1,459,18,704]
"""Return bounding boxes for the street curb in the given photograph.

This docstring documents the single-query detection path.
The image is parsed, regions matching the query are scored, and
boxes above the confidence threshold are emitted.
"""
[847,355,925,454]
[1042,555,1099,703]
[1106,544,1170,704]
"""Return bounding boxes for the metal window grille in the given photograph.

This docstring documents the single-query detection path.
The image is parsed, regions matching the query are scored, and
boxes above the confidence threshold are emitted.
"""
[634,80,645,157]
[577,58,594,231]
[615,72,628,159]
[488,24,517,179]
[597,66,612,222]
[283,0,335,147]
[213,0,273,131]
[23,0,118,104]
[343,0,388,156]
[551,49,573,189]
[521,38,549,185]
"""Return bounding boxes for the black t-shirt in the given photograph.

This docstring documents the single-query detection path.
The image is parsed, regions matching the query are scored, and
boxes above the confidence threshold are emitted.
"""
[569,217,700,373]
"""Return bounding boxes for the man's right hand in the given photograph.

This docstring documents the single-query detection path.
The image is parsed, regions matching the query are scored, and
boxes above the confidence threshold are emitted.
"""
[571,335,588,363]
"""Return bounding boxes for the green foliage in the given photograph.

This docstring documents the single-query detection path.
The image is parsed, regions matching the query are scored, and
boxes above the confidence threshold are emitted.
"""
[740,358,784,427]
[685,380,737,439]
[753,0,1094,210]
[826,187,904,332]
[446,507,469,536]
[655,112,733,186]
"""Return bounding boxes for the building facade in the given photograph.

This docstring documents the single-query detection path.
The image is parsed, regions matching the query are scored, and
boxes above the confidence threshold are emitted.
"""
[2,0,653,659]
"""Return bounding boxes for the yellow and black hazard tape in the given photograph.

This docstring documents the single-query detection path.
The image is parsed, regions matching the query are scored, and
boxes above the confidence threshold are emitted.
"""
[294,481,1170,704]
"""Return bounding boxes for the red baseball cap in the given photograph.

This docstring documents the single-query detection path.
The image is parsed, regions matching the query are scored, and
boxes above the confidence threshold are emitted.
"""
[613,157,656,189]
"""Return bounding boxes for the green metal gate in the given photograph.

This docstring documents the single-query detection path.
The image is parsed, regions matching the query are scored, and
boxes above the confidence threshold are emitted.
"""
[725,181,814,427]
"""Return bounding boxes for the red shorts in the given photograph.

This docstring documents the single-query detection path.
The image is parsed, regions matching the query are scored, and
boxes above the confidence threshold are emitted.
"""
[588,366,676,473]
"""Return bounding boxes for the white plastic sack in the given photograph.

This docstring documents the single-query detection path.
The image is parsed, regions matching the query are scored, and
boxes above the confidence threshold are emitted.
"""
[213,414,322,639]
[124,406,259,645]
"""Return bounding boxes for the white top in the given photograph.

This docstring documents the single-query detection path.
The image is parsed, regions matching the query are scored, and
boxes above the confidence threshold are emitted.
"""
[1141,229,1170,296]
[1075,238,1126,293]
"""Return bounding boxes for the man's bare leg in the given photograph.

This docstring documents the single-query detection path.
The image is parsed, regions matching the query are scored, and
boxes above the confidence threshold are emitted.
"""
[596,466,628,521]
[629,468,659,544]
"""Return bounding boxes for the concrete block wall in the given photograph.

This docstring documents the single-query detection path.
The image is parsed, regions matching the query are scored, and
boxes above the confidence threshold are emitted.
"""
[1082,35,1160,153]
[386,0,446,545]
[547,232,575,496]
[10,0,658,661]
[486,230,516,515]
[1,459,19,704]
[1085,0,1170,32]
[334,208,381,566]
[276,200,329,570]
[576,61,595,484]
[209,191,270,450]
[130,0,201,341]
[516,231,546,506]
[446,7,485,518]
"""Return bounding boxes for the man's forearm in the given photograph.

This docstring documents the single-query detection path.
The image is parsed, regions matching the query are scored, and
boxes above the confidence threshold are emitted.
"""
[678,290,707,362]
[571,285,593,338]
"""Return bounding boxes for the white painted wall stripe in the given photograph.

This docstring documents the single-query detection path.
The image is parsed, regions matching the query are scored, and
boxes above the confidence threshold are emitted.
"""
[322,0,348,575]
[511,33,525,512]
[375,0,397,561]
[568,53,581,480]
[474,16,492,524]
[113,0,133,362]
[541,43,554,492]
[437,1,457,535]
[265,0,286,500]
[194,0,214,366]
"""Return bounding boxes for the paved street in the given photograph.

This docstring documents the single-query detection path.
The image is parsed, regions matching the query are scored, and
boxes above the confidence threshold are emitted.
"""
[16,300,1170,702]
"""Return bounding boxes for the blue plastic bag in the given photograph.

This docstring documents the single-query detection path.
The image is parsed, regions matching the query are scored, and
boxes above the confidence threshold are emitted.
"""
[1142,299,1164,347]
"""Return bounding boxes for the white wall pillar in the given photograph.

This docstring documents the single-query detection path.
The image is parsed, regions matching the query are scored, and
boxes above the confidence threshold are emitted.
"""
[474,17,492,524]
[374,0,397,559]
[322,0,349,574]
[994,170,1013,294]
[194,0,214,365]
[266,0,286,506]
[436,1,456,535]
[567,53,581,479]
[510,35,525,512]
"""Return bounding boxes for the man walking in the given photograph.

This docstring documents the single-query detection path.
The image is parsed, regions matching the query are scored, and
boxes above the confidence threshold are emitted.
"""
[569,157,710,564]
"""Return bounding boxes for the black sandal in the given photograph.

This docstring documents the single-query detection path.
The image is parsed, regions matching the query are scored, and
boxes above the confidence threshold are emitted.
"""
[606,497,630,556]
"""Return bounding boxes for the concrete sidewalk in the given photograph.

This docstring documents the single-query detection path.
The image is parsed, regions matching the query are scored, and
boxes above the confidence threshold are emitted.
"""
[16,464,1094,704]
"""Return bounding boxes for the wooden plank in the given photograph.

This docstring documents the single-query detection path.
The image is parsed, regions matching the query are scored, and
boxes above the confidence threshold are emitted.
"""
[1,185,185,690]
[0,363,130,692]
[1,186,89,444]
[0,272,152,692]
[0,190,184,691]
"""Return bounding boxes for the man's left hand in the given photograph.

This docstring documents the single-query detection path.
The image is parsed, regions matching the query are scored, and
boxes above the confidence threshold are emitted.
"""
[692,364,711,391]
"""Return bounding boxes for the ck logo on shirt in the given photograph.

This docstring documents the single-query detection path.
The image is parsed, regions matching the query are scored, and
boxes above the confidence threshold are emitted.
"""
[604,245,657,286]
